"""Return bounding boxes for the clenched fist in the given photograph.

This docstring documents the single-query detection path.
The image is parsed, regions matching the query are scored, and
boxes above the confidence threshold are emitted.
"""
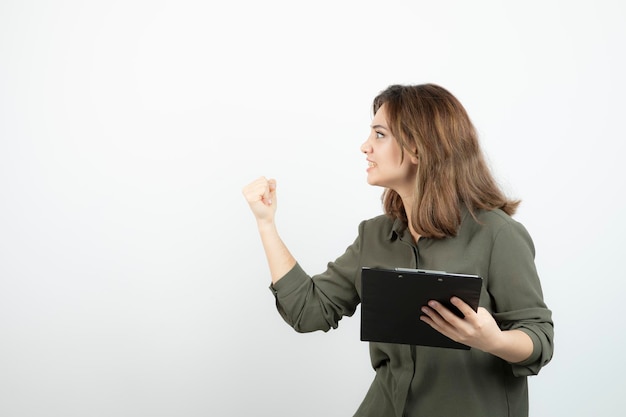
[241,176,278,223]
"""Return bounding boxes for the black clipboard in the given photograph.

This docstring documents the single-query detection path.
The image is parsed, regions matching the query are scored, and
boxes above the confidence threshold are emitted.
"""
[360,267,483,350]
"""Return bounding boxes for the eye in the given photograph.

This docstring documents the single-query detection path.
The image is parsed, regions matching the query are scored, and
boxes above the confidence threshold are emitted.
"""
[376,131,384,139]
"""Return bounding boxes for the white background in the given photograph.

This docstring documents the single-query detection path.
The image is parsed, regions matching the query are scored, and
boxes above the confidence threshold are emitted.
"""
[1,1,624,416]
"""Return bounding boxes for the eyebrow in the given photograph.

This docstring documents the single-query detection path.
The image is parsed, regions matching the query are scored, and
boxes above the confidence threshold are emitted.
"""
[371,124,389,130]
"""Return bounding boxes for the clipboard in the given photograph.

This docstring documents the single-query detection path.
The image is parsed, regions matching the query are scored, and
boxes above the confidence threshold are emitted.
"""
[360,267,483,350]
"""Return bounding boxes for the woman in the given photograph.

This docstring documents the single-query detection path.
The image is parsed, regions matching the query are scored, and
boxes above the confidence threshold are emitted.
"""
[242,84,554,417]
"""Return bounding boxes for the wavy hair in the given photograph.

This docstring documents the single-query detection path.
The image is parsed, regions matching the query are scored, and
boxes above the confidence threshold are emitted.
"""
[373,84,520,238]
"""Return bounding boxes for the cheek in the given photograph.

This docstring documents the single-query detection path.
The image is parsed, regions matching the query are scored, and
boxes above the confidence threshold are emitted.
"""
[391,143,406,163]
[395,151,409,166]
[400,156,418,177]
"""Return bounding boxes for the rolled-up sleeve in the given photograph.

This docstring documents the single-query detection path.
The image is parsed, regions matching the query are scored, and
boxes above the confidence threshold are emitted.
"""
[269,221,365,333]
[488,220,554,376]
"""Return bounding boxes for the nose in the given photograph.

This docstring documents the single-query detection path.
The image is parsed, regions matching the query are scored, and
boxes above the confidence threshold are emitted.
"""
[361,138,372,154]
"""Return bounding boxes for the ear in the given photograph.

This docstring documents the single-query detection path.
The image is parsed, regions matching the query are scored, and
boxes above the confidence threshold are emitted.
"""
[409,151,419,165]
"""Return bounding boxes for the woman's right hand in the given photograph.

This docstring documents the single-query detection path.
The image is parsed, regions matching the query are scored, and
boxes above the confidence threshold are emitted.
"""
[241,176,278,224]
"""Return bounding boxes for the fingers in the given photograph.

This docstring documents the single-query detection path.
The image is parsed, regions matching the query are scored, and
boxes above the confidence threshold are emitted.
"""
[424,298,475,320]
[423,300,459,321]
[450,297,477,318]
[420,298,475,330]
[421,301,450,325]
[421,299,498,352]
[242,176,277,206]
[264,179,276,205]
[420,300,468,345]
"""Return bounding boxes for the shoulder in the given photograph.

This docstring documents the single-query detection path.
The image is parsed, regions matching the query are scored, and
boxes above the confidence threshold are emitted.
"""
[358,214,397,237]
[469,208,534,246]
[473,208,517,228]
[362,213,395,227]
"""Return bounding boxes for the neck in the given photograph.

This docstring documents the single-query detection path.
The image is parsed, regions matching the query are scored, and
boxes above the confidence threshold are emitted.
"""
[399,194,421,243]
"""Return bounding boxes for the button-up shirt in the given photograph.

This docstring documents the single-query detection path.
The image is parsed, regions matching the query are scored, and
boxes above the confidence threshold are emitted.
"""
[270,208,554,417]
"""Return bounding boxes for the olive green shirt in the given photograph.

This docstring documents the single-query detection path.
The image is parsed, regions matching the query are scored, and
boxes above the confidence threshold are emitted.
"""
[270,208,554,417]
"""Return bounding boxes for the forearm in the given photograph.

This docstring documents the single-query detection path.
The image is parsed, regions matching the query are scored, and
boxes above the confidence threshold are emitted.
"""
[257,220,296,284]
[488,329,534,364]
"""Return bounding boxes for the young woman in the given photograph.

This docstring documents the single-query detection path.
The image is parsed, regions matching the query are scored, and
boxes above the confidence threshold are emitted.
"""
[242,84,554,417]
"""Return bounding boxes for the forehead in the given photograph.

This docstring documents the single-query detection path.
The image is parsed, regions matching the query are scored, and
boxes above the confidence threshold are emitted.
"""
[372,103,389,127]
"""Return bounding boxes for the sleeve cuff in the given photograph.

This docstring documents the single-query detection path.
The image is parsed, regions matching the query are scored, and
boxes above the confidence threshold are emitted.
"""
[269,262,309,297]
[509,327,545,376]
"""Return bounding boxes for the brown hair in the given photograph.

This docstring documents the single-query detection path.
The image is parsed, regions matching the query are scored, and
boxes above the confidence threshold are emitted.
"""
[373,84,520,238]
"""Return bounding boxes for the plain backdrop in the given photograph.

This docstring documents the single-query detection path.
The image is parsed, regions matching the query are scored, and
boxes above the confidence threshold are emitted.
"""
[1,1,624,416]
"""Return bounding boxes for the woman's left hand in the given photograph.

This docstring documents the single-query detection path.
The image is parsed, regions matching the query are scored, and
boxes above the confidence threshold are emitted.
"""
[420,297,502,353]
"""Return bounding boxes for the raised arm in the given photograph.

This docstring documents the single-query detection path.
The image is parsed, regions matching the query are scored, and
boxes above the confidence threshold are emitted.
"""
[242,177,296,284]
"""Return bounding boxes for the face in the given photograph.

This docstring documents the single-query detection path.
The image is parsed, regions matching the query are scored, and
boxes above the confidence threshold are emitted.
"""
[360,104,418,194]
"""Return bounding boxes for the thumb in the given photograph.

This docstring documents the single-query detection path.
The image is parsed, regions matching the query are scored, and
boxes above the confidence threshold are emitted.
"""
[264,179,277,205]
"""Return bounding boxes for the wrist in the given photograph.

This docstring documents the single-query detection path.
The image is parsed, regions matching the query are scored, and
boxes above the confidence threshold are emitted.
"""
[486,329,507,356]
[256,218,277,233]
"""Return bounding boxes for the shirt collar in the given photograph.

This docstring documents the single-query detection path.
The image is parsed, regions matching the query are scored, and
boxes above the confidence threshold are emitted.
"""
[389,218,407,241]
[387,205,472,241]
